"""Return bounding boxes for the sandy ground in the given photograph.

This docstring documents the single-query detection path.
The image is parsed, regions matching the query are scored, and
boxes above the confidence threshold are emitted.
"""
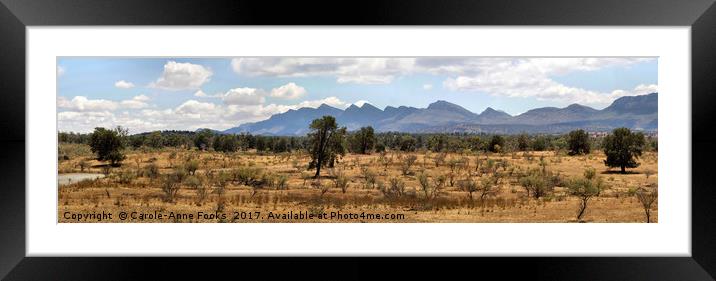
[57,145,658,223]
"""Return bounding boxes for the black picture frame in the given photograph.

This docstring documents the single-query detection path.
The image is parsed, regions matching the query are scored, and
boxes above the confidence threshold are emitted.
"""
[1,0,714,279]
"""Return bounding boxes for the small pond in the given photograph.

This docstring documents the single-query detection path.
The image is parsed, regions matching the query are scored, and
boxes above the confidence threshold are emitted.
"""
[58,173,105,186]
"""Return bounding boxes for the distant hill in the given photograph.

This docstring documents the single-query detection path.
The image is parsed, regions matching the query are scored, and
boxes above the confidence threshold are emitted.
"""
[222,93,658,135]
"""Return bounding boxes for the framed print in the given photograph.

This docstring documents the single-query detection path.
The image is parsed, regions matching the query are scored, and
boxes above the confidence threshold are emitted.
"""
[1,0,715,280]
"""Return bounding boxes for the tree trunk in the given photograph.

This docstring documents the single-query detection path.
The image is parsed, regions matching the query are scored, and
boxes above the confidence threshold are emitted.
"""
[621,166,626,173]
[577,200,587,221]
[314,164,321,178]
[645,209,651,223]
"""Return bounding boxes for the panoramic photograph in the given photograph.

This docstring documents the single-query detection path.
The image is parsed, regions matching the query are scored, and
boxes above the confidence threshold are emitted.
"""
[57,57,658,223]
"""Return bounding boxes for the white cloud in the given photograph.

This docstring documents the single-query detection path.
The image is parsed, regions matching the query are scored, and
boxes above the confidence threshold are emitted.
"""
[423,84,433,90]
[120,95,150,109]
[58,96,119,111]
[232,58,416,84]
[194,90,208,97]
[607,84,658,100]
[231,57,654,103]
[442,58,657,106]
[222,87,266,105]
[632,83,659,95]
[175,100,217,115]
[150,61,213,90]
[352,100,370,107]
[57,66,65,77]
[270,82,307,99]
[295,96,348,109]
[114,80,135,89]
[58,95,152,112]
[58,95,352,134]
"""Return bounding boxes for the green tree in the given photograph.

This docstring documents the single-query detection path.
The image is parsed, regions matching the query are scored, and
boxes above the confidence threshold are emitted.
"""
[213,134,239,153]
[194,129,214,150]
[567,129,590,155]
[145,131,164,148]
[428,135,448,152]
[602,127,646,173]
[349,126,375,154]
[567,175,604,221]
[89,126,127,166]
[517,133,530,151]
[532,136,547,151]
[488,135,505,153]
[399,135,417,152]
[307,116,347,178]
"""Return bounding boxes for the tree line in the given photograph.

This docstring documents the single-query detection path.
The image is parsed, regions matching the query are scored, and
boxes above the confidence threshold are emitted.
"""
[61,117,656,174]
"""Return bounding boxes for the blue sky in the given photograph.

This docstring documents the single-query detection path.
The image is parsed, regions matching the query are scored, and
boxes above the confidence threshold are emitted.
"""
[57,57,657,133]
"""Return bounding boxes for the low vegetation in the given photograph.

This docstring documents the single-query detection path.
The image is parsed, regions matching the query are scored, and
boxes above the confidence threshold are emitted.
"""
[58,121,657,223]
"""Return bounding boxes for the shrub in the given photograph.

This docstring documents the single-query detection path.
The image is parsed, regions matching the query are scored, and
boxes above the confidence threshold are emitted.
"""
[381,177,405,199]
[519,173,553,199]
[418,172,431,199]
[433,152,447,167]
[457,178,478,201]
[143,163,159,180]
[331,169,350,194]
[184,175,201,189]
[117,169,136,184]
[161,173,181,202]
[275,175,289,190]
[78,160,89,172]
[360,165,377,189]
[401,154,418,175]
[566,176,605,221]
[635,187,658,223]
[232,167,262,186]
[478,175,499,200]
[185,159,199,175]
[583,167,596,180]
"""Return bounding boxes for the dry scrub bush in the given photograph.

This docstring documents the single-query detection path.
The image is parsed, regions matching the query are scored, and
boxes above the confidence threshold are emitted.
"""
[142,163,160,180]
[567,174,605,221]
[331,169,350,194]
[433,152,447,167]
[232,167,262,186]
[381,177,406,199]
[457,178,478,201]
[378,152,391,171]
[185,159,199,175]
[78,160,89,172]
[101,165,112,176]
[161,174,181,202]
[418,172,434,200]
[401,154,418,175]
[519,173,553,199]
[185,175,201,189]
[635,187,657,223]
[360,165,377,189]
[313,179,330,197]
[116,169,136,184]
[275,175,289,190]
[478,175,500,201]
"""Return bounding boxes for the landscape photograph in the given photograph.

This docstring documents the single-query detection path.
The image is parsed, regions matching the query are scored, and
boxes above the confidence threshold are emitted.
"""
[57,57,658,223]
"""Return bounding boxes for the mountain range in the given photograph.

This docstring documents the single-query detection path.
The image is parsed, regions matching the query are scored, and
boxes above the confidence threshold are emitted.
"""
[222,93,657,135]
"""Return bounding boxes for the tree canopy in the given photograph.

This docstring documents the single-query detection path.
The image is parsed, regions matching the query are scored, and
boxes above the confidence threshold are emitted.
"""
[602,127,646,173]
[567,129,590,155]
[307,116,347,178]
[348,126,375,154]
[89,126,127,166]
